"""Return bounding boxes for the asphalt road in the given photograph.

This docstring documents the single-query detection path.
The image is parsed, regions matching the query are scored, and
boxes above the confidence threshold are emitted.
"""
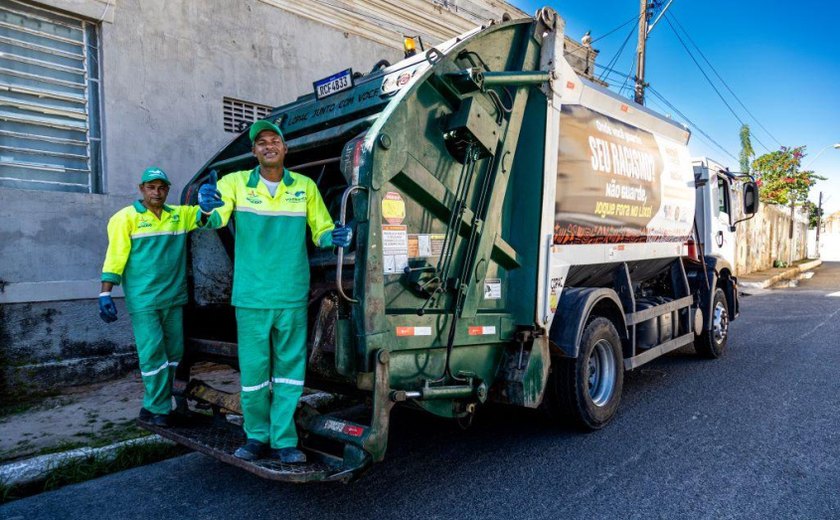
[4,263,840,519]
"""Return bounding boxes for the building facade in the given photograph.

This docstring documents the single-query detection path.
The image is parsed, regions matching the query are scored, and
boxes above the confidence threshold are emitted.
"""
[2,0,604,396]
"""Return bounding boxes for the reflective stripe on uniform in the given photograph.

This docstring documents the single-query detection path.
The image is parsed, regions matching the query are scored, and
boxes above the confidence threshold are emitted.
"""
[242,380,270,392]
[235,207,306,217]
[271,377,304,386]
[130,229,189,239]
[140,361,170,377]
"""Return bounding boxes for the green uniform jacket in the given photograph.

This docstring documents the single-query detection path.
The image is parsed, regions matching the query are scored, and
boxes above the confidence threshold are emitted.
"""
[206,167,334,309]
[101,201,201,313]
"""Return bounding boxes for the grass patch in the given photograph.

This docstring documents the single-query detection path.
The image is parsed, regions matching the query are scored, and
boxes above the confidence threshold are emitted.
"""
[0,402,36,419]
[0,390,61,419]
[30,420,150,458]
[0,478,15,503]
[43,441,186,491]
[1,441,188,504]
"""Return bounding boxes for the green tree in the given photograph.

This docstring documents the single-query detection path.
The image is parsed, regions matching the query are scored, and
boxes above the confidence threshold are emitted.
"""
[751,146,825,205]
[803,200,823,229]
[739,124,754,173]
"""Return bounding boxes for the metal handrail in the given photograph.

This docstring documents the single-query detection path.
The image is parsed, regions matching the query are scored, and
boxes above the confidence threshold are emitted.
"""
[336,185,367,303]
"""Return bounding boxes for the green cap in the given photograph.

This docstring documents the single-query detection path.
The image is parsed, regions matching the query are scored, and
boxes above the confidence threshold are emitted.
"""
[249,120,283,143]
[140,166,170,185]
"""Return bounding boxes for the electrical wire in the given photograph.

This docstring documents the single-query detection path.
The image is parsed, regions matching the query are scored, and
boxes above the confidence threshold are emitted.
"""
[647,86,739,162]
[666,11,782,147]
[596,60,739,161]
[662,13,770,153]
[564,12,642,58]
[597,24,637,82]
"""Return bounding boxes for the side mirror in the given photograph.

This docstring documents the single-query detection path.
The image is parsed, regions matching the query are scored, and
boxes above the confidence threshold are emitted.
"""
[743,182,759,215]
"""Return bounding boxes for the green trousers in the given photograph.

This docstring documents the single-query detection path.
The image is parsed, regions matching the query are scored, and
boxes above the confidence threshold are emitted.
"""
[130,306,184,415]
[235,306,307,449]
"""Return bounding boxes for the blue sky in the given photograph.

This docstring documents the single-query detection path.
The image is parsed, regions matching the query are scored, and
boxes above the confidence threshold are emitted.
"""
[512,1,840,213]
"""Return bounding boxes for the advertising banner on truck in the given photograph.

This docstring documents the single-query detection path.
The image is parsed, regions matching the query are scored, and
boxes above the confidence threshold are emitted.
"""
[554,104,694,244]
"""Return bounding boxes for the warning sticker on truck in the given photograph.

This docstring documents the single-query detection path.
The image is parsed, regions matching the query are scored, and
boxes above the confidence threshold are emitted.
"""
[483,278,502,299]
[382,225,408,274]
[382,192,406,225]
[396,326,432,336]
[468,326,496,336]
[408,234,445,258]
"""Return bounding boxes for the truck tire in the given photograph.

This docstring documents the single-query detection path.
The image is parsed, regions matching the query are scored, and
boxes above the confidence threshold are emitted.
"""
[695,287,729,359]
[546,317,623,430]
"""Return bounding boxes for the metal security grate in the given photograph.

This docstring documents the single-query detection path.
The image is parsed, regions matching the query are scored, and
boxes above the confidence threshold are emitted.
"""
[223,97,272,133]
[0,0,102,193]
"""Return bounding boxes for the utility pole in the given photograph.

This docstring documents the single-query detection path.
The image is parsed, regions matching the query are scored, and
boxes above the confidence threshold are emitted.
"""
[633,0,651,105]
[816,191,823,258]
[789,197,796,266]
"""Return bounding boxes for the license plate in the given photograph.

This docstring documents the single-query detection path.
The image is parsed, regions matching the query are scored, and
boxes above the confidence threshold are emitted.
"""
[313,69,354,100]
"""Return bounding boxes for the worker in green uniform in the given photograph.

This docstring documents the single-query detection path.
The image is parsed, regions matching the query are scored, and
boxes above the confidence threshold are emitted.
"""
[198,120,351,463]
[99,167,202,427]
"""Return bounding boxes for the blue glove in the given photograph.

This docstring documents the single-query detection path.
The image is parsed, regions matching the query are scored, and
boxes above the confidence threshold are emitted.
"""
[99,294,118,323]
[331,222,353,248]
[198,170,224,213]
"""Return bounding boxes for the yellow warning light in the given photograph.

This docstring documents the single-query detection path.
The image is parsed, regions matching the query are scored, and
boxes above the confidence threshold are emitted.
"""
[403,37,417,57]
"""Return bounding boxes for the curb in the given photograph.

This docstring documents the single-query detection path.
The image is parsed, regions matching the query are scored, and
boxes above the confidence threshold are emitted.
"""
[0,434,173,488]
[740,259,823,289]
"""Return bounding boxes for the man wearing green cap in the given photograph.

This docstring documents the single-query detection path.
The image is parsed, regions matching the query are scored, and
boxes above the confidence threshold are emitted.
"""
[99,167,203,427]
[198,120,352,463]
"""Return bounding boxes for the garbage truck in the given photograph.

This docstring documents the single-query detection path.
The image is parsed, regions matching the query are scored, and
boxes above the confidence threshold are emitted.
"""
[145,8,758,482]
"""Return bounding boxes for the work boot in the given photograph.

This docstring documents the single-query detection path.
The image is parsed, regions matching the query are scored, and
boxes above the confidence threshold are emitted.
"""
[271,447,307,464]
[138,408,154,423]
[234,439,267,461]
[151,414,170,428]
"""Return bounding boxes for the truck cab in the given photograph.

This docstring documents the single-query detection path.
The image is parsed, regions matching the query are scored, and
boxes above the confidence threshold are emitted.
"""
[693,157,739,271]
[690,157,758,331]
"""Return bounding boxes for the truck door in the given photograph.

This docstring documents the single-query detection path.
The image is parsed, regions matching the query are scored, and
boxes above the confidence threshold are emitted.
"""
[709,173,736,267]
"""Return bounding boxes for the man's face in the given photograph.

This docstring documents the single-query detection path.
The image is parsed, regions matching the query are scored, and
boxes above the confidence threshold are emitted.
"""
[139,180,169,209]
[252,130,287,168]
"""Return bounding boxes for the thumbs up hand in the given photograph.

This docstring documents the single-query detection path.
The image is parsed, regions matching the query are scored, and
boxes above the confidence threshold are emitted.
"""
[198,170,224,214]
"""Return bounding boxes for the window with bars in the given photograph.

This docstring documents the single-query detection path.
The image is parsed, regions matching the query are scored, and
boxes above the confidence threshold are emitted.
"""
[223,97,272,133]
[0,0,103,193]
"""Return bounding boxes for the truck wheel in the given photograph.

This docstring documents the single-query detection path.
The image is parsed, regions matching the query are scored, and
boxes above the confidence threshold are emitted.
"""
[695,287,729,359]
[546,317,623,430]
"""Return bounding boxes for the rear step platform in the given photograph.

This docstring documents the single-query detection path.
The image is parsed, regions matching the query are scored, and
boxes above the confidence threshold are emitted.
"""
[142,413,361,483]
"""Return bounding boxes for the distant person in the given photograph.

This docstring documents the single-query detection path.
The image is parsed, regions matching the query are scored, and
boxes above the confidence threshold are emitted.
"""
[197,120,351,463]
[99,167,202,427]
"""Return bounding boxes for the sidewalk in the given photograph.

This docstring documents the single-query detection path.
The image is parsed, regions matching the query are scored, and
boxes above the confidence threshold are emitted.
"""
[738,258,823,290]
[0,363,239,496]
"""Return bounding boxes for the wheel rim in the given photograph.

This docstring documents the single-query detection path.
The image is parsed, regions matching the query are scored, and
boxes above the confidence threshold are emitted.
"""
[712,301,729,344]
[587,339,616,407]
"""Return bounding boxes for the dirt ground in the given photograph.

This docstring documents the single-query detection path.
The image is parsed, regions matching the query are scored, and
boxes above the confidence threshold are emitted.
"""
[0,364,240,463]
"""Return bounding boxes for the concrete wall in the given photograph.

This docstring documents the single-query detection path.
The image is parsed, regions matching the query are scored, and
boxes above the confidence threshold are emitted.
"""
[735,203,810,274]
[818,211,840,261]
[0,0,525,397]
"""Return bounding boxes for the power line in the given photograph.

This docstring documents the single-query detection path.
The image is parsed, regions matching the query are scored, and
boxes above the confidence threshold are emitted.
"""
[647,86,739,162]
[598,24,637,82]
[596,62,739,161]
[564,12,642,58]
[666,11,782,147]
[662,13,771,153]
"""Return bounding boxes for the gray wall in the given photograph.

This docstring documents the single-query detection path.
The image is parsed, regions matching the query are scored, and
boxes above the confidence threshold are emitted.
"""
[0,0,401,396]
